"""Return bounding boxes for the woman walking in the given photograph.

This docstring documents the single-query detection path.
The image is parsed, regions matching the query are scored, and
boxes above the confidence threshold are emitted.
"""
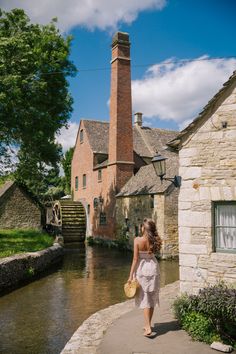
[127,218,162,337]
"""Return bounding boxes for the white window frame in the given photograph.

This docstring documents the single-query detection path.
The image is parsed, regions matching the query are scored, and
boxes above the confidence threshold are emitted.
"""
[214,202,236,253]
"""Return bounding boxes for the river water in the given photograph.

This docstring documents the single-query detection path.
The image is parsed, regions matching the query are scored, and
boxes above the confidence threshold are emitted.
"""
[0,245,179,354]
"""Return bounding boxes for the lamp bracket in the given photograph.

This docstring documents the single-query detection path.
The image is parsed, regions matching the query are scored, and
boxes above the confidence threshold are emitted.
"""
[161,175,181,188]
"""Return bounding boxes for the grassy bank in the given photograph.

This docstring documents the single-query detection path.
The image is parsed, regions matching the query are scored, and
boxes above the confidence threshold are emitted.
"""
[0,229,54,258]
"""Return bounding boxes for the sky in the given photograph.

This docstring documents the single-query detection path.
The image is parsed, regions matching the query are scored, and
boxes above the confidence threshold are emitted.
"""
[1,0,236,151]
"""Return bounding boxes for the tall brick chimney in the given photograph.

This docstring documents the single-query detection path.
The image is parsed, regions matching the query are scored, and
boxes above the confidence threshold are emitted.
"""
[108,32,134,192]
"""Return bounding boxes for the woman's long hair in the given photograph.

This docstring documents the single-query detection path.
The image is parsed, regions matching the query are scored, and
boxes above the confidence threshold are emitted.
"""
[142,218,162,254]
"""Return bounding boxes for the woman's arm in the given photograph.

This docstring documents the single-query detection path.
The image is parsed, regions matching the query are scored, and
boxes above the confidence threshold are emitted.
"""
[127,238,139,283]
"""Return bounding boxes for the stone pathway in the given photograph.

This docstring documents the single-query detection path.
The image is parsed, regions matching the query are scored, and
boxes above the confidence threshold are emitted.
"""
[61,295,134,354]
[61,280,235,354]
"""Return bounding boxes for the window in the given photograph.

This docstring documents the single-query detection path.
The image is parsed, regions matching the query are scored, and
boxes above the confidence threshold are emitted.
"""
[150,195,154,208]
[83,174,86,188]
[87,204,90,215]
[214,202,236,252]
[98,169,102,182]
[80,129,84,143]
[75,176,78,191]
[99,212,107,225]
[93,198,99,209]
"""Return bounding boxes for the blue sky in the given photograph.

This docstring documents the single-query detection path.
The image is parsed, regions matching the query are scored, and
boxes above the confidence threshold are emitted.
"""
[1,0,236,150]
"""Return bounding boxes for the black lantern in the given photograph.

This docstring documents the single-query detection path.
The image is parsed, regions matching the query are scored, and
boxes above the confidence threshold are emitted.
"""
[151,154,167,180]
[151,153,181,188]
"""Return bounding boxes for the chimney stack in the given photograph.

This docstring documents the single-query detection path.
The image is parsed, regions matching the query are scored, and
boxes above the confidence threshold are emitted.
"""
[134,112,143,127]
[108,32,134,192]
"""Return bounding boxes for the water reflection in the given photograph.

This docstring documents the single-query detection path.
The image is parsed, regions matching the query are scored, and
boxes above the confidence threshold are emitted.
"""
[0,246,179,354]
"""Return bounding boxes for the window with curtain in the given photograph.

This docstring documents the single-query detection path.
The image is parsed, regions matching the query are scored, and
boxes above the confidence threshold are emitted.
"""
[214,202,236,252]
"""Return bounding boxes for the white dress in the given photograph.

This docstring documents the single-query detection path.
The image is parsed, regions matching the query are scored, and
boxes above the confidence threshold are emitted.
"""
[135,251,161,309]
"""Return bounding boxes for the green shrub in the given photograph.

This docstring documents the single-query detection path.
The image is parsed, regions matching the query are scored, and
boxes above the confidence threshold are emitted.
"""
[188,282,236,343]
[182,311,220,344]
[172,293,191,324]
[172,282,236,347]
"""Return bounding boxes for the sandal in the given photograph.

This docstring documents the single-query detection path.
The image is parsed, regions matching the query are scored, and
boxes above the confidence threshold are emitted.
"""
[143,328,152,337]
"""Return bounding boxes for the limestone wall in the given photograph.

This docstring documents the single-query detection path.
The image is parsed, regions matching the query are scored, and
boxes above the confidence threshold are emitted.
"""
[164,187,179,257]
[0,184,42,229]
[0,244,63,292]
[178,84,236,294]
[116,192,178,258]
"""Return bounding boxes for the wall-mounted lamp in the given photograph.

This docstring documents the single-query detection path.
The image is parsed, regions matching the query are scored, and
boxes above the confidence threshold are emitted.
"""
[151,154,181,188]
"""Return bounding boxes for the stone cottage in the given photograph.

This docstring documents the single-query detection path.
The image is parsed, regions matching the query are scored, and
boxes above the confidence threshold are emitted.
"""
[116,129,179,258]
[71,31,179,254]
[0,180,42,229]
[168,70,236,294]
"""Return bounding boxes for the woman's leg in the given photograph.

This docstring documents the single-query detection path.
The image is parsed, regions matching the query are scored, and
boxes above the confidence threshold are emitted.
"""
[143,308,152,333]
[150,307,154,324]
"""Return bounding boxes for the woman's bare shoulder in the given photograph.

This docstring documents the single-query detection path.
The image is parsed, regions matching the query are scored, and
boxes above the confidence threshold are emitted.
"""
[134,236,144,246]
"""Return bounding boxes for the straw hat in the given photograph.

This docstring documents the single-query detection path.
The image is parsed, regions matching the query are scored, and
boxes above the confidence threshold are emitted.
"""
[124,279,140,298]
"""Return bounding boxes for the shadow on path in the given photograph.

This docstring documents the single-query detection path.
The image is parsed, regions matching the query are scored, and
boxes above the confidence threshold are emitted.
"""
[145,320,181,339]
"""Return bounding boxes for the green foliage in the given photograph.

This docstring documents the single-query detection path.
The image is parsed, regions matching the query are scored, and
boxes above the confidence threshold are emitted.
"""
[0,228,54,258]
[182,311,220,344]
[172,283,236,347]
[0,8,76,187]
[0,173,14,187]
[172,293,192,325]
[86,236,94,245]
[115,224,130,250]
[61,147,74,194]
[27,266,35,277]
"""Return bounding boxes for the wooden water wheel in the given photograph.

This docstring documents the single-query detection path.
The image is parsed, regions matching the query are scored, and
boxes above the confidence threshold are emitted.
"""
[52,200,86,243]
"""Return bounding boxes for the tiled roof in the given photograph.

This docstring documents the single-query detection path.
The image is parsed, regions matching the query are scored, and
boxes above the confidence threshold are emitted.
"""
[0,180,15,198]
[82,119,178,158]
[136,126,178,157]
[117,148,179,196]
[168,70,236,150]
[83,120,109,154]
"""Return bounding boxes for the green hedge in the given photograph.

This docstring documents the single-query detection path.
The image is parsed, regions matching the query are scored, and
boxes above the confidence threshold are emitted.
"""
[172,282,236,347]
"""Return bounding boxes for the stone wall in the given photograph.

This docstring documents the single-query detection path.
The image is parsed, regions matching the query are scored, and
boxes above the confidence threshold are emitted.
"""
[164,187,179,258]
[0,184,42,229]
[116,192,178,258]
[178,83,236,294]
[0,244,63,292]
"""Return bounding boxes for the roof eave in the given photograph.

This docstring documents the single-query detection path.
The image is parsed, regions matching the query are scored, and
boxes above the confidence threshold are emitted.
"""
[167,70,236,150]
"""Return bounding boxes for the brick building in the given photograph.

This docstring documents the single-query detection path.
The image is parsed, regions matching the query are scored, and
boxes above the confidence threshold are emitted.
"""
[71,32,179,249]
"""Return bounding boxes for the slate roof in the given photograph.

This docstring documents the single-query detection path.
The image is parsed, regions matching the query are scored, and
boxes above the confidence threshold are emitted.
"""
[117,148,179,196]
[0,180,43,208]
[82,119,178,158]
[168,70,236,150]
[0,180,14,198]
[83,120,109,154]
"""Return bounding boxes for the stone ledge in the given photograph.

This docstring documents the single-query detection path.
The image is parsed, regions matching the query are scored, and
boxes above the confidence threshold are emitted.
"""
[0,243,63,292]
[61,281,180,354]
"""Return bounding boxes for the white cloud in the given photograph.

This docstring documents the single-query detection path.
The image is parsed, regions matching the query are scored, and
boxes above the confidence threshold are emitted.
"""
[0,0,166,32]
[56,121,79,152]
[132,57,236,129]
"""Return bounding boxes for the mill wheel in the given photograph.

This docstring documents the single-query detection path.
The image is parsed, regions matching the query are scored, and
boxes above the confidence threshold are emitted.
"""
[52,200,86,243]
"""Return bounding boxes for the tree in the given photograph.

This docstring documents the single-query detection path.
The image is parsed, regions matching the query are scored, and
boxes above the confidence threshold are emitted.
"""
[61,147,74,194]
[0,9,77,188]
